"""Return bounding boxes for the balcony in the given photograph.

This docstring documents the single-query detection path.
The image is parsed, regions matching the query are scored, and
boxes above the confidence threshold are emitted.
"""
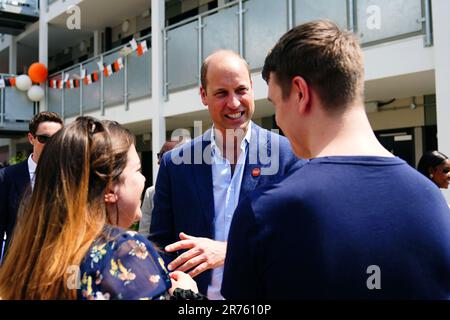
[46,0,431,120]
[164,0,430,97]
[0,73,35,135]
[47,33,151,118]
[0,0,39,35]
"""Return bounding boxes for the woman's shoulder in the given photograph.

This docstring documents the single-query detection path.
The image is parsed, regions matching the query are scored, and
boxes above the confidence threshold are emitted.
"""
[79,226,171,300]
[91,227,164,263]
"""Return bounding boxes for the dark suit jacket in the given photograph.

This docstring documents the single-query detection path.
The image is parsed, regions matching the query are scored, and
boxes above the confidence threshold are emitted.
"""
[149,123,305,295]
[0,160,30,260]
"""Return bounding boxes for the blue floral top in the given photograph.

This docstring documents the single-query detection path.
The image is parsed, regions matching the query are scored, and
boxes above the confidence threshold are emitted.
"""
[78,226,171,300]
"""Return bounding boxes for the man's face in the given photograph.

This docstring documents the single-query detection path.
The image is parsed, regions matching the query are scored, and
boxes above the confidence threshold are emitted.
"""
[200,55,255,136]
[267,73,306,158]
[28,121,63,163]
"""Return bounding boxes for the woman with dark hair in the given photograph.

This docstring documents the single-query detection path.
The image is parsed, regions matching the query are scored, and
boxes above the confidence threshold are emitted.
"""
[417,150,450,189]
[0,117,199,300]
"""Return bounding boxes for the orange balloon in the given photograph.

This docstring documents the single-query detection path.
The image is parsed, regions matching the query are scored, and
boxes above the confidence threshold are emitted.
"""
[28,63,48,83]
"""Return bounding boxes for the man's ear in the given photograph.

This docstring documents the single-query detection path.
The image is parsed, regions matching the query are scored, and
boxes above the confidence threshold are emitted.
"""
[200,86,208,106]
[27,133,35,146]
[291,76,310,115]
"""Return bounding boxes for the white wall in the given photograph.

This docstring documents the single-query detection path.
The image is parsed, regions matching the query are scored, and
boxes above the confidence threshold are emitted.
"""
[432,0,450,203]
[364,36,434,81]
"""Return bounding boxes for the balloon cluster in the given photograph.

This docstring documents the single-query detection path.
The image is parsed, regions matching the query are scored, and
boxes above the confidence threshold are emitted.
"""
[15,63,48,102]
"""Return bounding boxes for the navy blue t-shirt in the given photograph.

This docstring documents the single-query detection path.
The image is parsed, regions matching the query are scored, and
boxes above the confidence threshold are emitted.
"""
[222,156,450,299]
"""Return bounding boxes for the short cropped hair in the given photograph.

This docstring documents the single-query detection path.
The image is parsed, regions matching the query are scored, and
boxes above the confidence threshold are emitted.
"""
[200,50,251,91]
[262,20,365,110]
[29,111,63,136]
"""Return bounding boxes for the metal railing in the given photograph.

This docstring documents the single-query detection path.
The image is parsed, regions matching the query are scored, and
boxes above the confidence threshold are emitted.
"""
[47,33,151,118]
[0,0,39,15]
[44,0,432,113]
[163,0,432,99]
[0,73,35,131]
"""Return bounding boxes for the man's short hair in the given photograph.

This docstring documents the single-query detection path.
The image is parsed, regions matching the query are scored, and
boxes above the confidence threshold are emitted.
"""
[200,50,251,91]
[262,20,365,110]
[29,111,63,136]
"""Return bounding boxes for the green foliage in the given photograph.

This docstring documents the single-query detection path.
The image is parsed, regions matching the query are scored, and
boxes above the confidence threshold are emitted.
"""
[9,152,27,165]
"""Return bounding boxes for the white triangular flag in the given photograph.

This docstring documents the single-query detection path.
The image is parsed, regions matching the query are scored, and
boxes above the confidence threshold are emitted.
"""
[130,38,138,51]
[97,61,105,72]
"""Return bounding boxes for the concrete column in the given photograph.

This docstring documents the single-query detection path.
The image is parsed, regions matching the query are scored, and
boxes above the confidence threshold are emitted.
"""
[8,36,17,75]
[432,0,450,202]
[38,0,49,111]
[151,0,166,184]
[414,126,423,167]
[93,30,101,56]
[8,139,16,163]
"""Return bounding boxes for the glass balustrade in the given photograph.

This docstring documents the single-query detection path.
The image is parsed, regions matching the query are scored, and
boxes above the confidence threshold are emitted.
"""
[44,0,428,113]
[47,34,151,118]
[0,74,34,130]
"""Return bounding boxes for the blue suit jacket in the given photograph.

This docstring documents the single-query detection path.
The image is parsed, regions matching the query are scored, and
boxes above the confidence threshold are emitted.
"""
[0,160,30,260]
[149,123,304,295]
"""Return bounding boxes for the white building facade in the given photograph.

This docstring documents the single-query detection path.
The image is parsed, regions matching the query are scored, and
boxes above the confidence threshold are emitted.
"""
[0,0,449,201]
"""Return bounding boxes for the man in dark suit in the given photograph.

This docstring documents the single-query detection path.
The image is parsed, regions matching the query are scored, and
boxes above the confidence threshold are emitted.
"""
[0,111,63,262]
[222,20,450,299]
[149,50,304,298]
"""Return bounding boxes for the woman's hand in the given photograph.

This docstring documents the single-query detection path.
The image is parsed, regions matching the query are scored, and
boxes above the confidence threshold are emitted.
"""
[168,271,199,295]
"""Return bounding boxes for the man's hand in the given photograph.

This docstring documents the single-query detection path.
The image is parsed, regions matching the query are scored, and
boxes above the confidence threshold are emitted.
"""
[165,232,227,278]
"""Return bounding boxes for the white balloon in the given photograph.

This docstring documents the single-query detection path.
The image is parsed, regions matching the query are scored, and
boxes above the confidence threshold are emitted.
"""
[15,75,32,91]
[27,85,45,102]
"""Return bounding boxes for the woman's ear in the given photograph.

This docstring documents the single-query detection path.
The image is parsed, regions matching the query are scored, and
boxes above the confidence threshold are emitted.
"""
[428,167,435,179]
[104,186,119,204]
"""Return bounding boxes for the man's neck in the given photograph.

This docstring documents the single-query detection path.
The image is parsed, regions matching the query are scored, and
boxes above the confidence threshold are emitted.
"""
[307,106,393,158]
[213,124,249,164]
[31,153,38,164]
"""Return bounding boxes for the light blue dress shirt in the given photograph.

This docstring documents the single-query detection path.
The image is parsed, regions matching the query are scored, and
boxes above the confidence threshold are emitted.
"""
[207,123,252,300]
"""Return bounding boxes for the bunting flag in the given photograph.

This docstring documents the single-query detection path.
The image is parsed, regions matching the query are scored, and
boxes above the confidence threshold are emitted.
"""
[112,57,124,73]
[49,39,148,90]
[65,79,80,89]
[97,61,105,72]
[5,78,14,87]
[0,78,16,88]
[130,38,138,51]
[103,64,113,77]
[137,40,148,56]
[92,71,99,82]
[84,71,100,85]
[84,74,92,85]
[50,78,78,89]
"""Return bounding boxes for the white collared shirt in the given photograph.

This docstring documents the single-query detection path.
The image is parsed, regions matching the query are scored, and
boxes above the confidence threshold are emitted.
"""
[27,154,37,190]
[207,123,252,300]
